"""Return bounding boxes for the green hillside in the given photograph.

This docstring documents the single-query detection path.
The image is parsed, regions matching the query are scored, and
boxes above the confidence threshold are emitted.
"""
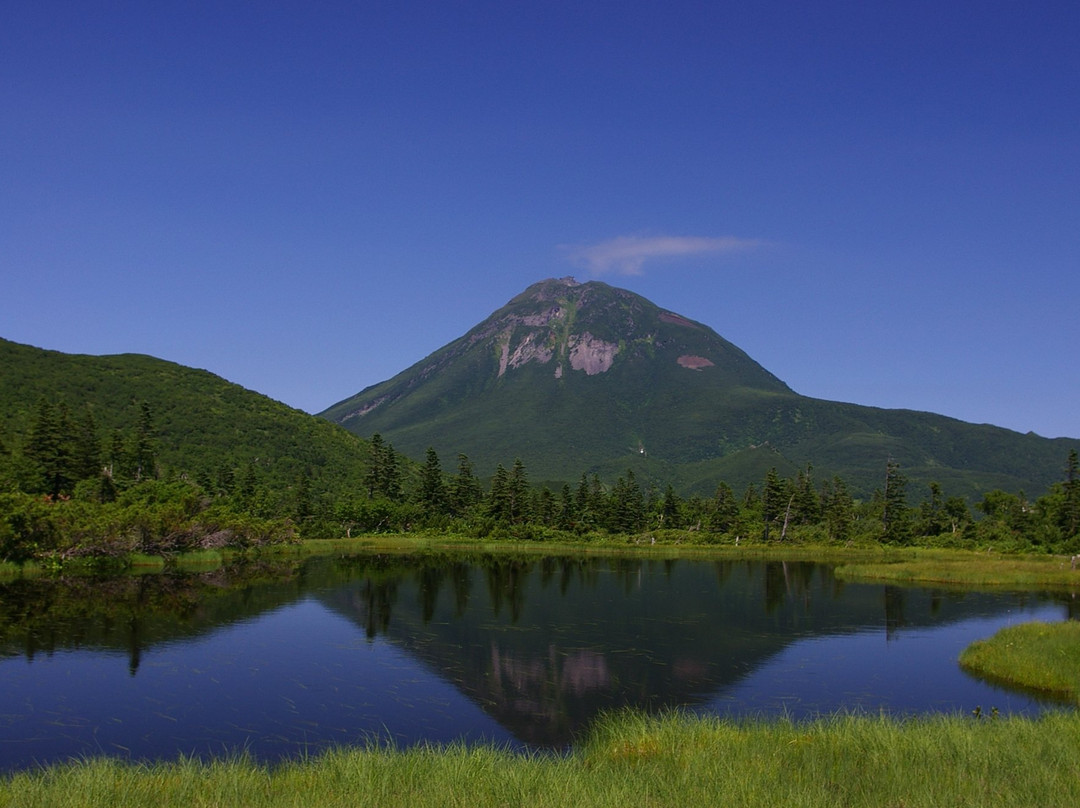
[322,278,1079,500]
[0,337,370,497]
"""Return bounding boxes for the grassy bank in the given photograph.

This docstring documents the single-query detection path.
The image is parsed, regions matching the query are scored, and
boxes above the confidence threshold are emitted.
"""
[3,710,1079,807]
[834,550,1080,589]
[960,620,1080,702]
[4,535,1080,591]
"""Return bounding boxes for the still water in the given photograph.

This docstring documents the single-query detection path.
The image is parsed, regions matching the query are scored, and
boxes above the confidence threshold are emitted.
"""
[0,552,1072,770]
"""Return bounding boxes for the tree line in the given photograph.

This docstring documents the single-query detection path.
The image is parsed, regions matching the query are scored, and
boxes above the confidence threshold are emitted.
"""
[331,436,1080,554]
[2,397,1078,563]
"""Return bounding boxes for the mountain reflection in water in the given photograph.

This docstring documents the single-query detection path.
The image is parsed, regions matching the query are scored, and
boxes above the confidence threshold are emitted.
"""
[0,552,1072,769]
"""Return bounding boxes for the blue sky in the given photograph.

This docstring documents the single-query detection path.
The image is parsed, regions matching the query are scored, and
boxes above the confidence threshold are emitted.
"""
[3,1,1078,439]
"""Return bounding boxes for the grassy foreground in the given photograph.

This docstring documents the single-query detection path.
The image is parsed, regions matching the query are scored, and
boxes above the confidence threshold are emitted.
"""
[960,620,1080,702]
[3,711,1080,808]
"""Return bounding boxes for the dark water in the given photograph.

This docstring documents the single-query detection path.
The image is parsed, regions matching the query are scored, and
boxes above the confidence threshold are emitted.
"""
[0,552,1074,771]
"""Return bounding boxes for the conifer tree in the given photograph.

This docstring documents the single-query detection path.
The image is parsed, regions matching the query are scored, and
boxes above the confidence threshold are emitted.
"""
[709,481,740,533]
[450,453,482,516]
[507,459,530,524]
[488,463,510,521]
[761,468,786,540]
[420,447,448,515]
[882,459,910,543]
[129,401,158,481]
[1061,450,1080,539]
[821,476,853,542]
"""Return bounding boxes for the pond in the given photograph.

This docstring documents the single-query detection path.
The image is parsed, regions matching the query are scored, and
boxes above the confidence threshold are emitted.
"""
[0,551,1073,771]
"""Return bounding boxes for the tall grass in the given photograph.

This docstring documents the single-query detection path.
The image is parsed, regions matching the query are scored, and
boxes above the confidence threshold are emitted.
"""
[960,620,1080,701]
[4,711,1079,807]
[835,552,1080,589]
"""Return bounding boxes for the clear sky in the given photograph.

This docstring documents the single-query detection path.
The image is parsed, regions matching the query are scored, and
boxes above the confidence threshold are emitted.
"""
[3,1,1078,439]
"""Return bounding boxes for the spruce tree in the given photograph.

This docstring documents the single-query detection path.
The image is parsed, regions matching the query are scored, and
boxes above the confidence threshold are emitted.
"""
[420,447,448,515]
[450,453,482,516]
[882,459,910,543]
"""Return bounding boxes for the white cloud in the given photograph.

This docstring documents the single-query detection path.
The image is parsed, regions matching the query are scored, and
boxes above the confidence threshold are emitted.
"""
[562,234,762,276]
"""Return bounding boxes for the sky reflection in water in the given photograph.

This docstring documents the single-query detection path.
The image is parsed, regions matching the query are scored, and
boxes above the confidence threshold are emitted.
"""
[0,555,1071,771]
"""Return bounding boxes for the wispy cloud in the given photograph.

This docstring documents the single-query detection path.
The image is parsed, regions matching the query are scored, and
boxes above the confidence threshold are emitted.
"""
[562,234,762,276]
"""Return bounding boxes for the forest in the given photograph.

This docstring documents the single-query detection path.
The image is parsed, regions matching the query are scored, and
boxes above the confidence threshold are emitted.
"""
[2,396,1079,565]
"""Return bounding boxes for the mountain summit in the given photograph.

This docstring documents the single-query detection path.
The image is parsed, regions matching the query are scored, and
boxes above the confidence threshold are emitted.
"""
[321,278,1077,497]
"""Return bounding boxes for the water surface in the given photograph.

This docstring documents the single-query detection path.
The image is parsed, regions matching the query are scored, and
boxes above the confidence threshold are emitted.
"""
[0,553,1071,770]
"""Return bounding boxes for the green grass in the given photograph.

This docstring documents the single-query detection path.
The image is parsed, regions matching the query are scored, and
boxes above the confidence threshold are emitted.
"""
[960,620,1080,702]
[3,711,1079,807]
[835,549,1080,589]
[170,549,224,570]
[128,553,166,570]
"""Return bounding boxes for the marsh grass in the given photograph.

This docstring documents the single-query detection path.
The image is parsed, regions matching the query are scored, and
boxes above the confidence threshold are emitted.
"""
[4,711,1080,807]
[960,620,1080,702]
[127,553,166,570]
[835,551,1080,590]
[170,549,224,570]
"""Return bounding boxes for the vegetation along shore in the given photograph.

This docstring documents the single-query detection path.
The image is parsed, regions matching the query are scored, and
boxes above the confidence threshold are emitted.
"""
[2,710,1079,808]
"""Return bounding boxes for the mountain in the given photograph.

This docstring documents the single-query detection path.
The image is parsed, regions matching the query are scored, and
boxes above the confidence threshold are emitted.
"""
[0,337,371,494]
[321,278,1079,499]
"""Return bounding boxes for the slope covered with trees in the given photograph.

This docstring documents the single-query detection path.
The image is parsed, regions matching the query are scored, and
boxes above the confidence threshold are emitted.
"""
[323,278,1079,501]
[0,338,388,560]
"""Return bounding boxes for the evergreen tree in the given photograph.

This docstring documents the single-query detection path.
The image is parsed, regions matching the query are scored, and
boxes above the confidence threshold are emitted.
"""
[72,406,101,482]
[916,482,947,537]
[793,465,820,525]
[364,433,402,501]
[821,476,853,542]
[658,485,682,529]
[709,481,740,533]
[488,464,511,521]
[507,459,530,524]
[574,473,590,517]
[534,486,557,526]
[610,470,646,533]
[420,447,448,515]
[104,430,128,483]
[557,483,576,529]
[882,459,910,543]
[381,441,402,501]
[24,399,74,496]
[1061,450,1080,540]
[761,468,786,541]
[129,401,158,481]
[450,453,482,516]
[364,433,386,498]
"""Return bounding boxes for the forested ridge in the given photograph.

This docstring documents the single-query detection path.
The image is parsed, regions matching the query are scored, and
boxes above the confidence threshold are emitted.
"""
[2,336,1078,564]
[2,394,1078,562]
